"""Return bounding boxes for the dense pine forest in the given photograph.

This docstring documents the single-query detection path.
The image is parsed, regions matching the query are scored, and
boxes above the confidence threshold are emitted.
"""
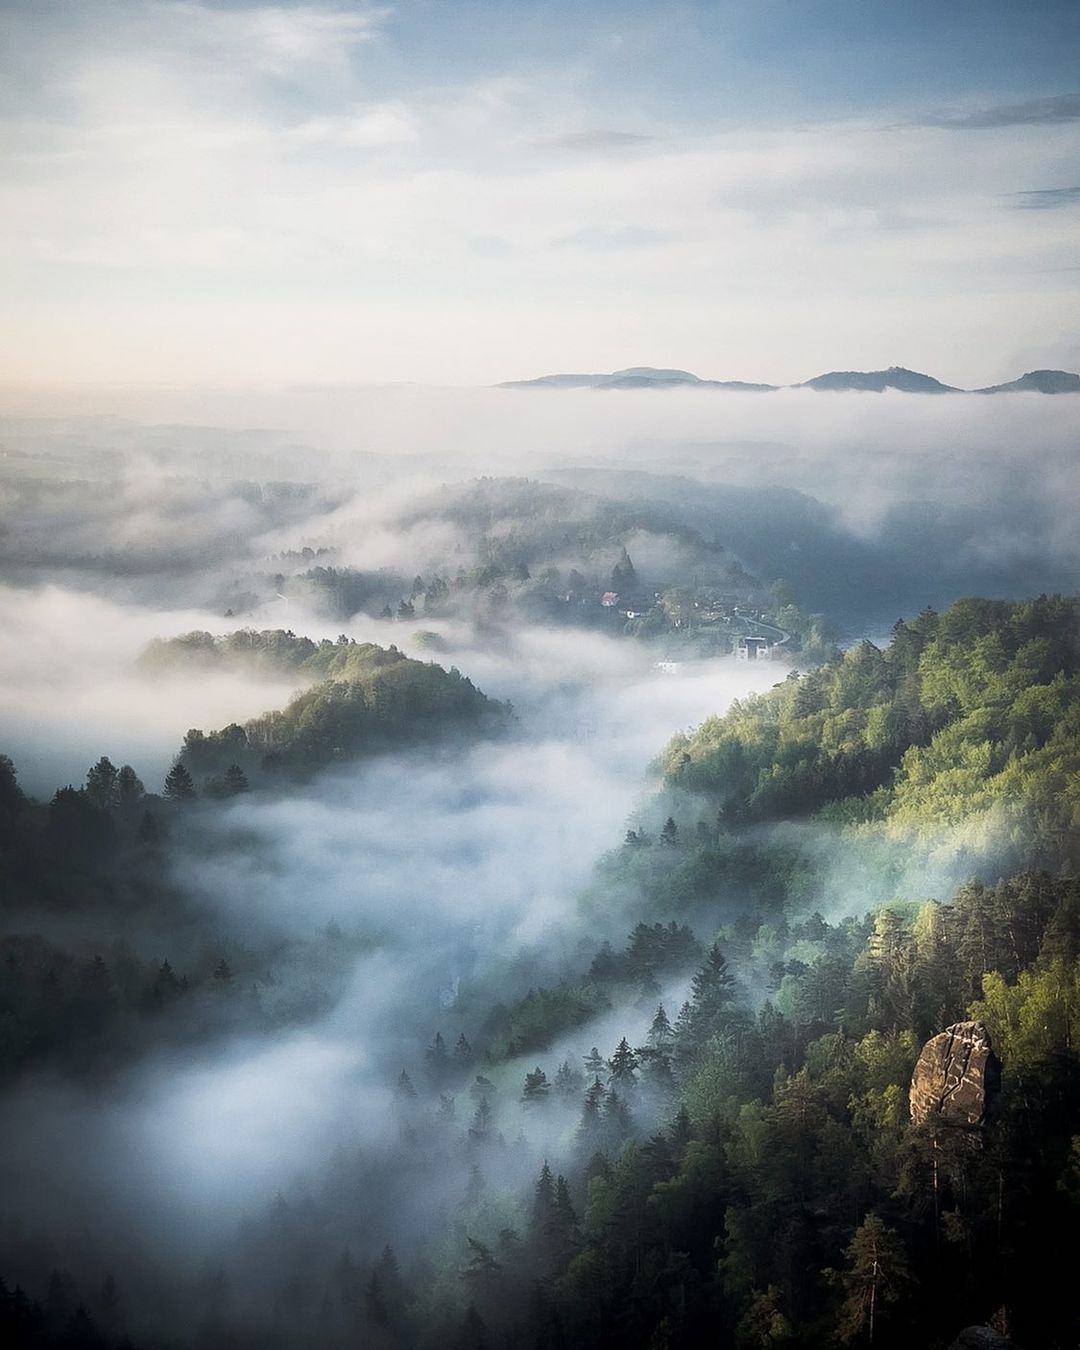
[1,595,1078,1348]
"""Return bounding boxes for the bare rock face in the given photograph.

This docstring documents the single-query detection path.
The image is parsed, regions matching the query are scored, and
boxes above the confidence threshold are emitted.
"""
[910,1021,1000,1135]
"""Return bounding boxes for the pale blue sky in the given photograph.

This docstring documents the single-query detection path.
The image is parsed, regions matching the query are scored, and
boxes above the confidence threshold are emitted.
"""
[1,0,1077,385]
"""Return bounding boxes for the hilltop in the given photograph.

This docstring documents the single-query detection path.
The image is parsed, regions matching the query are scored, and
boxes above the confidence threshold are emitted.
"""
[976,369,1080,394]
[501,363,1079,392]
[161,637,509,782]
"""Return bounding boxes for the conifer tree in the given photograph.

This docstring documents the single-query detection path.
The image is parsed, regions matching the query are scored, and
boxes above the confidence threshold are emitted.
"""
[837,1214,910,1345]
[163,762,196,801]
[426,1032,450,1084]
[576,1076,606,1157]
[521,1066,551,1107]
[223,764,249,795]
[686,943,738,1043]
[469,1095,492,1143]
[116,764,144,807]
[85,757,120,811]
[647,1004,675,1050]
[602,1087,633,1149]
[554,1058,584,1102]
[608,1037,639,1091]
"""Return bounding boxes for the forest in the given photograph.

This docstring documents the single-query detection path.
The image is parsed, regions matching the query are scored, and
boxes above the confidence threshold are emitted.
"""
[4,2,1079,1345]
[1,593,1078,1349]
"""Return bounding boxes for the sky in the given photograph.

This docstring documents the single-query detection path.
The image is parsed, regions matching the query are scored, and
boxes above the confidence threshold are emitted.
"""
[1,0,1078,388]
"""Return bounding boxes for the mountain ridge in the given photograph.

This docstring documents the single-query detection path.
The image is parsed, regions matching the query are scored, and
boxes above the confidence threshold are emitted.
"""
[500,363,1079,393]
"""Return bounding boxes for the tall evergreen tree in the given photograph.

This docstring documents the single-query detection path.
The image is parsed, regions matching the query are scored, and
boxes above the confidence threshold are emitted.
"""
[163,762,196,801]
[554,1058,584,1102]
[85,757,120,811]
[116,764,144,808]
[223,764,249,795]
[648,1003,675,1050]
[521,1066,551,1107]
[608,1037,639,1092]
[837,1214,910,1345]
[426,1032,450,1084]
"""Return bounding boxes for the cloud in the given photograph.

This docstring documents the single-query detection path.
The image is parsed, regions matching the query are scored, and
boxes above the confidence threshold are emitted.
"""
[0,8,1078,384]
[535,129,656,151]
[552,225,676,250]
[1009,185,1080,209]
[922,93,1080,129]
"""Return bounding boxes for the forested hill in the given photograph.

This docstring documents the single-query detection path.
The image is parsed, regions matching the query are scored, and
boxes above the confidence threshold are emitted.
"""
[175,638,509,785]
[663,595,1080,853]
[141,627,411,679]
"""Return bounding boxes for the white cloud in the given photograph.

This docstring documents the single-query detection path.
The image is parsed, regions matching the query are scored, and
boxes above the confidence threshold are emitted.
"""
[0,3,1077,384]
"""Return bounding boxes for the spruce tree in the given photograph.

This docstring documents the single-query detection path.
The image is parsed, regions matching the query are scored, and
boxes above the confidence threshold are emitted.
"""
[163,762,196,801]
[85,757,120,811]
[426,1032,450,1084]
[602,1087,633,1150]
[576,1076,606,1157]
[608,1037,639,1091]
[521,1066,551,1107]
[647,1004,675,1050]
[469,1095,492,1143]
[687,943,737,1042]
[554,1059,584,1102]
[223,764,249,795]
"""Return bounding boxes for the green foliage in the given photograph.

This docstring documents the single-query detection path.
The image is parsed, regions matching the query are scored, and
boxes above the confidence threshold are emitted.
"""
[663,596,1080,861]
[177,641,508,778]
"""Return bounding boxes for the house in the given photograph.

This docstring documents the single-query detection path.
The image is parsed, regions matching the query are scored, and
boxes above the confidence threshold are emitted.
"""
[656,660,681,674]
[600,591,619,607]
[737,636,770,661]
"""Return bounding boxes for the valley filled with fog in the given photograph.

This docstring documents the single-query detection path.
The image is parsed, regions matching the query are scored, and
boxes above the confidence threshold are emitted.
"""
[2,385,1079,1349]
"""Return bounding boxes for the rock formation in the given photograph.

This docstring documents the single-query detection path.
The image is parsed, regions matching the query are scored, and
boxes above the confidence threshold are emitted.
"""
[947,1328,1011,1350]
[909,1021,1000,1136]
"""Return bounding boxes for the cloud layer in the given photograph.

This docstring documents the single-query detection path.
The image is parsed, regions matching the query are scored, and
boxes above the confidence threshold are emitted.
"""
[0,2,1077,385]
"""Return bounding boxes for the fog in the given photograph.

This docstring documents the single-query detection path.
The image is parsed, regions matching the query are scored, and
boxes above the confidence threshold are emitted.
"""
[0,381,1077,1345]
[3,384,1078,628]
[0,585,310,794]
[0,627,776,1326]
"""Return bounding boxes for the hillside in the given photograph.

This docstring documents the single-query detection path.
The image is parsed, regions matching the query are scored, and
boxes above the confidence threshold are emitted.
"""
[265,477,779,650]
[387,591,1080,1350]
[663,594,1080,850]
[175,639,509,782]
[796,365,958,393]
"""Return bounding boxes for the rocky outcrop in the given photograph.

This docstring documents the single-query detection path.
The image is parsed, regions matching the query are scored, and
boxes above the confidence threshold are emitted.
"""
[910,1021,1000,1135]
[947,1328,1011,1349]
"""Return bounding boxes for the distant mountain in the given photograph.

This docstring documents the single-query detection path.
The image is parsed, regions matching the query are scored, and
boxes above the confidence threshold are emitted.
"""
[502,366,778,391]
[502,366,703,389]
[500,363,1078,393]
[500,372,610,388]
[975,369,1080,394]
[796,365,958,393]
